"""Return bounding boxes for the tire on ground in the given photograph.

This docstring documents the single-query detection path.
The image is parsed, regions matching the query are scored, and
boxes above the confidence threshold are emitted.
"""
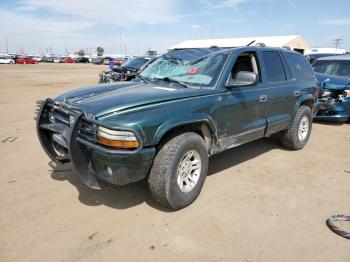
[281,105,312,150]
[148,132,208,210]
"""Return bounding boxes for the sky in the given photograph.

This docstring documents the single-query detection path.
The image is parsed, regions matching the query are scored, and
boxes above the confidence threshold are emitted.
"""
[0,0,349,55]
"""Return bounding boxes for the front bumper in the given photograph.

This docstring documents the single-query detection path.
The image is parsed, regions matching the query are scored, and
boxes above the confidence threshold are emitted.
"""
[314,98,350,123]
[36,99,155,189]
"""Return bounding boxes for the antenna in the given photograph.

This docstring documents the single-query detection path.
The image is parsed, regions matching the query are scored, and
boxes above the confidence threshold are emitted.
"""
[246,40,256,46]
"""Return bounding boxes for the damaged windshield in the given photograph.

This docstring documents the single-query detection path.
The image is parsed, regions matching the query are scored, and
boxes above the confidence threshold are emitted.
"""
[313,59,350,78]
[140,50,230,88]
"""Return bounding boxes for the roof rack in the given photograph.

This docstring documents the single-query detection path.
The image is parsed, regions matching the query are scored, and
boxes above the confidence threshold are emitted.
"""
[255,43,266,47]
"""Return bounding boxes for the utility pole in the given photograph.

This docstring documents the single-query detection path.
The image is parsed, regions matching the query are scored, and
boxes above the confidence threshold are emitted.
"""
[119,27,122,55]
[137,36,140,56]
[211,28,215,39]
[333,38,343,49]
[5,35,9,54]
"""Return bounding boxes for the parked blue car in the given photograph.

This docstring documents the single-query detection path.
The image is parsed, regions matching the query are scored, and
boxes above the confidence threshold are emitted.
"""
[312,55,350,123]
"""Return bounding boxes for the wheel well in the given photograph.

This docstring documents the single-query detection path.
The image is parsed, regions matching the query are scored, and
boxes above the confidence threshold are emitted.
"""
[300,99,314,109]
[158,122,213,152]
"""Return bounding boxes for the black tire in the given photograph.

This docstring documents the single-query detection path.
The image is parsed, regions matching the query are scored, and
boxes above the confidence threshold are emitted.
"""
[281,105,312,150]
[148,132,209,210]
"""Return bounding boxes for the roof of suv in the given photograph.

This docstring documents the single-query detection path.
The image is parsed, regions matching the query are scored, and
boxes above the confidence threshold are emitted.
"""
[316,55,350,61]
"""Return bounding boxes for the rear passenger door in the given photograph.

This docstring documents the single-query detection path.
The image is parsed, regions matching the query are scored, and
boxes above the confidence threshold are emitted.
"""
[260,51,298,135]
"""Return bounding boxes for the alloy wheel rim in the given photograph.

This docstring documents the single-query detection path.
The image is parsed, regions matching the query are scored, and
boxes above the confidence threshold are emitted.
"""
[298,116,309,141]
[176,150,201,193]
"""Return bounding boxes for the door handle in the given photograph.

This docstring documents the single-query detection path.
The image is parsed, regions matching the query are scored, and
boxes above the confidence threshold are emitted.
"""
[294,90,301,97]
[259,95,268,103]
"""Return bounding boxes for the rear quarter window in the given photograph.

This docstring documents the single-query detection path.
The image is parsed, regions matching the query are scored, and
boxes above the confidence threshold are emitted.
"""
[284,52,315,80]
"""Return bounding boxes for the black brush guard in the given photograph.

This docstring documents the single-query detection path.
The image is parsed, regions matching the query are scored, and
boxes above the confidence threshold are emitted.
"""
[36,99,104,190]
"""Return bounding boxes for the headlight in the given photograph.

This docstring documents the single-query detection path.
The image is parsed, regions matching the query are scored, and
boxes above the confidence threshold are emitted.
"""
[97,126,139,149]
[344,90,350,98]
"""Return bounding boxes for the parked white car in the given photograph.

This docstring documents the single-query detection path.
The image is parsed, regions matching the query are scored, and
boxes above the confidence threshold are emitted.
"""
[53,57,61,63]
[32,56,42,62]
[0,56,15,64]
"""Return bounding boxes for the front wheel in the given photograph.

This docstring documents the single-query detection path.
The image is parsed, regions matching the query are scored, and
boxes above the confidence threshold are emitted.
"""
[148,132,208,210]
[281,105,312,150]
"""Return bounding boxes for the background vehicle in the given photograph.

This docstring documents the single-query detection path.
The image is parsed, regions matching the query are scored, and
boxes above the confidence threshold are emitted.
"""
[91,56,113,65]
[15,57,38,64]
[113,58,123,66]
[313,55,350,122]
[37,47,317,209]
[32,56,42,62]
[40,56,54,63]
[99,56,155,83]
[75,57,90,63]
[53,57,61,63]
[305,53,339,64]
[91,56,104,65]
[60,57,75,63]
[0,56,15,64]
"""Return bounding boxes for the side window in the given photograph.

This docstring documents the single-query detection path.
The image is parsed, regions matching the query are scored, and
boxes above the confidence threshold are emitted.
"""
[262,51,287,82]
[284,52,315,80]
[229,51,261,82]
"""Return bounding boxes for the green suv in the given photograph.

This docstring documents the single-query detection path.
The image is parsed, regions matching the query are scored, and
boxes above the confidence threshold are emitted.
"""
[37,47,317,209]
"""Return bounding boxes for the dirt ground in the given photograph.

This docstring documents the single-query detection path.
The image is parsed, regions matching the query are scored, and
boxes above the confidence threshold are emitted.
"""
[0,63,349,262]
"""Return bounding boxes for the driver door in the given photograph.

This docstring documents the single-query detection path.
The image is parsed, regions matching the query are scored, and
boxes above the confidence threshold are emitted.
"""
[214,51,268,150]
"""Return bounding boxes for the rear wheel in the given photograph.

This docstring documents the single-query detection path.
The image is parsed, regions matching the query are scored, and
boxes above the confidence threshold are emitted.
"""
[148,132,208,210]
[281,105,312,150]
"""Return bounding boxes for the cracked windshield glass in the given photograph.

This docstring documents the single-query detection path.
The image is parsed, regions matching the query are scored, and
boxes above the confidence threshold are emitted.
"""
[141,51,229,87]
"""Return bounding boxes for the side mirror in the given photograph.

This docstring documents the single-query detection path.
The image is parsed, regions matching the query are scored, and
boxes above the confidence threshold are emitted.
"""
[226,71,258,88]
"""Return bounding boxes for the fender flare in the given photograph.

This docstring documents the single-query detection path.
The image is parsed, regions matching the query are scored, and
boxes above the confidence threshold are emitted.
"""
[151,113,218,146]
[292,94,316,119]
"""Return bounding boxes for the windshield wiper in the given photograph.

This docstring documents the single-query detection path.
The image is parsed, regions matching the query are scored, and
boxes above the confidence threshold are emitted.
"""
[136,75,149,84]
[154,77,189,88]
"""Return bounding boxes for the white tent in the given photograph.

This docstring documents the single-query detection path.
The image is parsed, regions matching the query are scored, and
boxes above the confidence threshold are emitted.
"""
[169,35,310,54]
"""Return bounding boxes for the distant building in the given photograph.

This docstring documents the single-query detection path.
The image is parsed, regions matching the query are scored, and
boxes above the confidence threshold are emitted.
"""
[304,47,346,55]
[169,35,310,54]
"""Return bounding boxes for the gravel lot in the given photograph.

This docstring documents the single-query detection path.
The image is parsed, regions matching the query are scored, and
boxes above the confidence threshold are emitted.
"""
[0,63,349,262]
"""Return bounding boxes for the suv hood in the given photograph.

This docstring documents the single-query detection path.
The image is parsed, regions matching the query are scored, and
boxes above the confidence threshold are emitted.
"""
[315,73,350,90]
[55,81,213,117]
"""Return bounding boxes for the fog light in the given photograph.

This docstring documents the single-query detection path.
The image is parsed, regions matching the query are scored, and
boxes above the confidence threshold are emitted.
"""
[106,166,113,176]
